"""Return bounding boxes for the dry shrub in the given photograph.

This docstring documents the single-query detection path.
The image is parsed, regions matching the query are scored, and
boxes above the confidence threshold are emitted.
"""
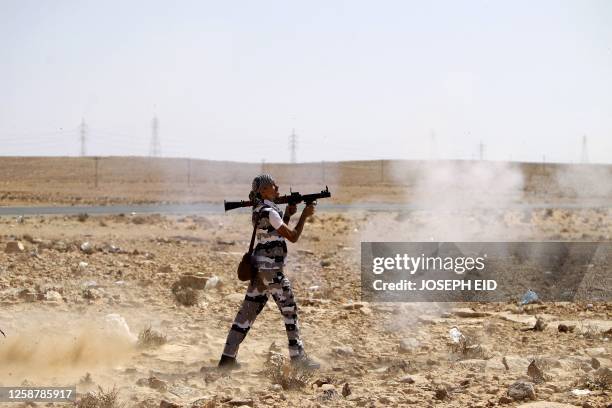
[137,326,167,348]
[77,386,123,408]
[580,322,604,340]
[449,331,485,360]
[77,213,89,222]
[264,352,315,390]
[171,283,199,306]
[527,357,550,383]
[576,367,611,391]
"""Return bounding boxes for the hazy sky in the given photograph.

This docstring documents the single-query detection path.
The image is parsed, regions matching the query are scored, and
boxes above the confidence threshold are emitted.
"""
[1,0,611,163]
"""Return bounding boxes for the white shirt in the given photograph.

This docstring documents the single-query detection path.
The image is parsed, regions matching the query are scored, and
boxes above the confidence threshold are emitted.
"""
[263,199,284,230]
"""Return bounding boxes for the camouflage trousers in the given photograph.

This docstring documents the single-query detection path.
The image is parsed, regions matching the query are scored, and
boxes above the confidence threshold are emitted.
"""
[221,268,305,359]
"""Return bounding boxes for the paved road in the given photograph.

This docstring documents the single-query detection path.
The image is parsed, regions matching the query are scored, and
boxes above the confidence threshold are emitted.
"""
[0,202,609,216]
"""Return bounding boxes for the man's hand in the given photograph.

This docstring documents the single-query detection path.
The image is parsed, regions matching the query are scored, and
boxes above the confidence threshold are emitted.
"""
[277,202,315,244]
[302,202,316,218]
[285,204,298,217]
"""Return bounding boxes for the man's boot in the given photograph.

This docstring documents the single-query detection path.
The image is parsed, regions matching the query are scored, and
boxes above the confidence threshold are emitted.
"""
[218,354,241,370]
[290,353,321,370]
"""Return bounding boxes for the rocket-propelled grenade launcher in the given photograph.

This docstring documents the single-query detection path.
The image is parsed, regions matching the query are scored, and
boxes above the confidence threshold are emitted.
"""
[224,186,331,211]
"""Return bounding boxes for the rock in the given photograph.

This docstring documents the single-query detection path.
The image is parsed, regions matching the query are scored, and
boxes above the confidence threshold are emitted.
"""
[159,401,181,408]
[585,347,606,357]
[38,283,64,295]
[80,242,94,254]
[190,397,217,408]
[78,262,89,272]
[399,338,420,353]
[317,389,339,401]
[313,377,333,387]
[332,346,354,356]
[82,288,102,300]
[499,396,513,404]
[507,380,536,401]
[18,288,37,302]
[37,239,53,250]
[378,396,395,404]
[534,316,547,331]
[359,306,372,315]
[5,241,25,253]
[136,377,167,392]
[204,276,221,290]
[558,324,575,333]
[434,388,449,400]
[449,327,464,343]
[53,240,69,251]
[570,389,590,396]
[398,375,415,384]
[342,302,365,310]
[503,356,531,373]
[452,308,490,318]
[44,290,63,302]
[320,260,332,267]
[341,382,351,397]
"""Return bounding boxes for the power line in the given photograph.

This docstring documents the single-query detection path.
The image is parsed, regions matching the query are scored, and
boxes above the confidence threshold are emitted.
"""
[79,118,87,156]
[149,115,161,157]
[429,130,437,160]
[581,135,588,163]
[289,128,297,163]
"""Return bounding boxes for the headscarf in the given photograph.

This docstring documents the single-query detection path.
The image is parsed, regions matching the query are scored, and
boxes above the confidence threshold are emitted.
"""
[249,174,275,206]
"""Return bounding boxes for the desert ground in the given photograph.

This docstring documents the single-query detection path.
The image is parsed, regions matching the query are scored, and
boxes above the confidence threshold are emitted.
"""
[0,158,610,206]
[0,158,610,408]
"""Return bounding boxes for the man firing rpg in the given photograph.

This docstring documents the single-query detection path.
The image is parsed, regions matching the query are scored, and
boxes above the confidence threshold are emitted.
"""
[218,174,321,370]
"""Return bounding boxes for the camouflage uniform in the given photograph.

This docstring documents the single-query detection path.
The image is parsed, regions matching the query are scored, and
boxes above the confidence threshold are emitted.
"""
[221,199,305,359]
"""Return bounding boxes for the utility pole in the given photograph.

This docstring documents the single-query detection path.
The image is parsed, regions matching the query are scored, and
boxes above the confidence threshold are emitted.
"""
[289,129,297,163]
[150,115,161,157]
[478,141,485,160]
[80,118,87,156]
[187,158,191,186]
[581,135,588,163]
[94,157,99,187]
[429,130,437,160]
[321,160,325,183]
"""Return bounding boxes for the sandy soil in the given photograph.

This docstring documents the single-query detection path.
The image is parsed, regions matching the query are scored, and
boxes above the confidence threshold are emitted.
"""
[0,207,610,408]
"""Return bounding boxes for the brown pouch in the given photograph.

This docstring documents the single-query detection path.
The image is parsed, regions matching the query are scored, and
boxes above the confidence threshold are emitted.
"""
[237,252,255,281]
[237,224,257,282]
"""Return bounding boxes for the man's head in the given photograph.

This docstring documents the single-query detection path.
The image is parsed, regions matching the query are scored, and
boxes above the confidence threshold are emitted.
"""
[251,174,279,201]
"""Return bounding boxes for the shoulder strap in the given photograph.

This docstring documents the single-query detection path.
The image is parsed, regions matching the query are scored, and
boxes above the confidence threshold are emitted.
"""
[248,223,257,253]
